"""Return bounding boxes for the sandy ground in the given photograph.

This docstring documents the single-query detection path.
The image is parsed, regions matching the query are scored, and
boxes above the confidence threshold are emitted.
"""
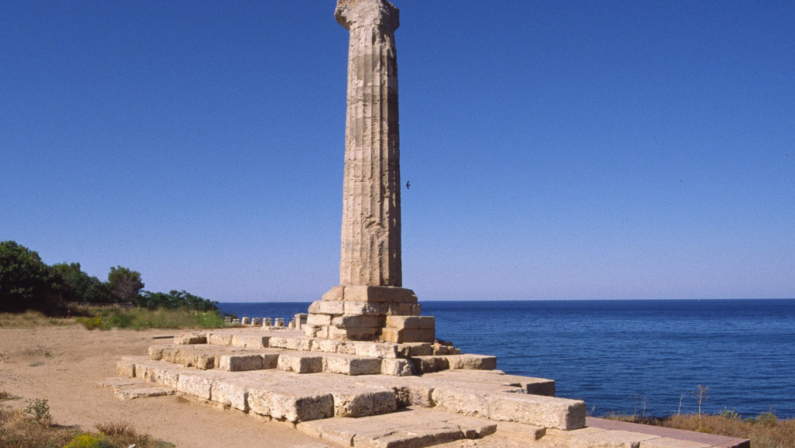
[0,325,333,448]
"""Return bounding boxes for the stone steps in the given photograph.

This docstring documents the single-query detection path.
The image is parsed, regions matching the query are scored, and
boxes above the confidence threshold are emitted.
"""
[297,408,504,448]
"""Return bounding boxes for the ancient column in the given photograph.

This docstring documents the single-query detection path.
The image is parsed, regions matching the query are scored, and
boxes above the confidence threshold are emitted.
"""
[303,0,435,343]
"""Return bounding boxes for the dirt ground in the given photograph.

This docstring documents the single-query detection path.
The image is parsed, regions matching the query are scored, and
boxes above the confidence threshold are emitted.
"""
[0,325,333,448]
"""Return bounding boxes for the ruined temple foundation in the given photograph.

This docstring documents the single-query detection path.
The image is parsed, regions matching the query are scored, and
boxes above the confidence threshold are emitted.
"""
[303,0,436,344]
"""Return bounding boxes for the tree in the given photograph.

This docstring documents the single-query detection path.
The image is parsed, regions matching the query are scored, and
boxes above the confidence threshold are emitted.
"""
[0,241,61,313]
[50,262,113,303]
[106,266,144,302]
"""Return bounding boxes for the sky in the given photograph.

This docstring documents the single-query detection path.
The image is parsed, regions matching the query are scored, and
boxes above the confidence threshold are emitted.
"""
[1,1,793,302]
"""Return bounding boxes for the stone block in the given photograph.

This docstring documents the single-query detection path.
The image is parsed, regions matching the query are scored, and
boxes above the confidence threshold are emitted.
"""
[351,341,400,359]
[147,345,167,360]
[342,301,386,315]
[410,356,450,374]
[567,429,659,448]
[494,421,546,442]
[322,286,344,301]
[116,359,135,378]
[261,353,280,369]
[342,286,418,303]
[218,354,264,372]
[311,339,341,353]
[184,351,216,370]
[211,379,248,411]
[447,354,497,371]
[175,333,207,345]
[114,386,175,401]
[389,302,422,316]
[397,343,433,357]
[207,333,233,346]
[381,358,414,376]
[231,334,269,348]
[381,327,435,343]
[487,393,587,430]
[386,316,435,330]
[307,314,332,326]
[269,336,312,351]
[431,387,490,418]
[328,326,378,341]
[309,300,344,315]
[247,386,334,423]
[323,354,382,375]
[277,353,323,373]
[176,373,214,400]
[331,315,380,328]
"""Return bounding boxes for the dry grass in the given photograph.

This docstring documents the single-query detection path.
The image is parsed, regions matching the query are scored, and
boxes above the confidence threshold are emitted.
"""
[0,311,74,328]
[0,406,174,448]
[605,413,795,448]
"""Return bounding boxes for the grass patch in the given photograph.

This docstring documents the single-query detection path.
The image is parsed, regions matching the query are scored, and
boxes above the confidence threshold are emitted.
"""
[0,311,74,328]
[76,307,226,330]
[0,404,174,448]
[605,412,795,448]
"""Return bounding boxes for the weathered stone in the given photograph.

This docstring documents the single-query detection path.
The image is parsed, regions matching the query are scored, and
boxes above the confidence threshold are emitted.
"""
[269,336,313,351]
[277,353,323,374]
[247,385,334,423]
[311,339,341,353]
[381,327,435,343]
[210,379,249,411]
[309,301,344,315]
[207,333,233,346]
[410,356,450,374]
[218,354,264,372]
[114,385,175,401]
[116,359,135,378]
[231,334,269,348]
[350,341,400,359]
[447,354,497,371]
[322,286,344,301]
[147,345,166,361]
[307,313,333,327]
[381,358,414,376]
[343,301,386,315]
[323,353,382,375]
[566,429,660,448]
[386,316,435,329]
[328,326,378,341]
[175,333,207,345]
[397,343,433,357]
[331,314,380,328]
[176,372,215,400]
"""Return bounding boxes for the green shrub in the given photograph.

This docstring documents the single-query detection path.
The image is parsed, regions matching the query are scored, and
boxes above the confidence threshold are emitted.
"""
[23,398,52,426]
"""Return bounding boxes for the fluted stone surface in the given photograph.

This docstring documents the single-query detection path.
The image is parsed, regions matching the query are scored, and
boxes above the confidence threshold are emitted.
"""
[305,0,435,343]
[337,0,402,287]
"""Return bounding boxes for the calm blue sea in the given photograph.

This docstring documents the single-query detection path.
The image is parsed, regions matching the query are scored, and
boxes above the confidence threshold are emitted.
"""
[218,299,795,418]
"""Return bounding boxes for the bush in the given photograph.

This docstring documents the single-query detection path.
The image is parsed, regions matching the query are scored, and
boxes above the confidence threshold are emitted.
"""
[23,398,52,426]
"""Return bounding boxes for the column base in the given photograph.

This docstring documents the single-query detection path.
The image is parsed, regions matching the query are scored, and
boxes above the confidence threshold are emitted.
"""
[304,286,436,343]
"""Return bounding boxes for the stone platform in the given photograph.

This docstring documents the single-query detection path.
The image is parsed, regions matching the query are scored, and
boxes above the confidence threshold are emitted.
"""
[106,327,742,448]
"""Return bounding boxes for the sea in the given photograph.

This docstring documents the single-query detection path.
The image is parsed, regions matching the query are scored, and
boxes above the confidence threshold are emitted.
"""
[217,299,795,419]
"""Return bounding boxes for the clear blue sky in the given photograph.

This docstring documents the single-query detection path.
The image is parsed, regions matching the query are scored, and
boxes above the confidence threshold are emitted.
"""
[2,1,793,302]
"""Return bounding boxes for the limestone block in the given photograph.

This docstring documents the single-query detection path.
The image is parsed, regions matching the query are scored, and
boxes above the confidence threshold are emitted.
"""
[147,345,166,361]
[261,353,279,369]
[381,358,414,376]
[351,341,400,359]
[241,317,251,325]
[447,354,497,371]
[277,353,323,374]
[309,300,344,315]
[207,333,233,346]
[432,344,460,356]
[431,387,490,418]
[342,286,418,303]
[307,314,332,327]
[328,326,378,341]
[269,336,312,351]
[176,372,214,400]
[381,328,435,343]
[322,286,344,301]
[642,438,712,448]
[114,386,174,401]
[331,315,380,328]
[175,333,207,345]
[218,354,264,372]
[211,380,248,411]
[231,334,269,348]
[116,360,135,378]
[486,393,587,430]
[493,421,546,442]
[342,301,386,315]
[311,339,341,353]
[247,387,334,423]
[185,352,216,370]
[410,356,450,374]
[385,316,435,330]
[389,303,421,316]
[146,366,179,388]
[324,354,382,375]
[397,343,433,357]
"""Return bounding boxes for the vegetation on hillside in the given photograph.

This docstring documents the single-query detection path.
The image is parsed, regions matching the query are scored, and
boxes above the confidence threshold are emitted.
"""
[0,241,218,315]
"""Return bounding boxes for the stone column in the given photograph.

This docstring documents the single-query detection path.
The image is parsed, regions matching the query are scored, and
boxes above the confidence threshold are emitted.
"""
[337,0,402,287]
[304,0,435,344]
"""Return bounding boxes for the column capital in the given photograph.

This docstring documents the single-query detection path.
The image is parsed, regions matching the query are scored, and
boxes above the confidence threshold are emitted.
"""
[335,0,399,33]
